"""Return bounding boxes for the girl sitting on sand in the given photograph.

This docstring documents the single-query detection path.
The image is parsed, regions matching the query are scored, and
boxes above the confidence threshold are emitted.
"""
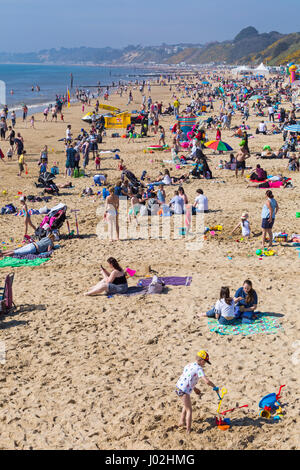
[84,257,128,296]
[231,212,251,238]
[175,351,218,434]
[197,287,236,325]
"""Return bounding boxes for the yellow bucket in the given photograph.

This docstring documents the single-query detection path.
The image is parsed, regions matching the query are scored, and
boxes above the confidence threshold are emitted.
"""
[260,409,271,419]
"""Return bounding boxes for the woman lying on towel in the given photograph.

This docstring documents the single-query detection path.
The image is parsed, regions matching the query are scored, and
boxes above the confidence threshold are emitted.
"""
[0,234,55,257]
[247,175,290,189]
[84,257,128,296]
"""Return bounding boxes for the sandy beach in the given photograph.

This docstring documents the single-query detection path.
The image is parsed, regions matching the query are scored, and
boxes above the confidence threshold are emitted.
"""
[0,75,299,450]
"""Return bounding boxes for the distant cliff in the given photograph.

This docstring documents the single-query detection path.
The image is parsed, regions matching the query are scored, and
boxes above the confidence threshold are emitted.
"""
[0,28,299,66]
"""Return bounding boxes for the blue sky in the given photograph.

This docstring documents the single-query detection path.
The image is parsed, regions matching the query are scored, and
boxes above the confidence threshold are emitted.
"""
[2,0,300,52]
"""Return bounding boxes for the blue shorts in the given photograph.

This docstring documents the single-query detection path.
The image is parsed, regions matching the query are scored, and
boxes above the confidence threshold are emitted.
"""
[107,283,128,294]
[262,218,274,229]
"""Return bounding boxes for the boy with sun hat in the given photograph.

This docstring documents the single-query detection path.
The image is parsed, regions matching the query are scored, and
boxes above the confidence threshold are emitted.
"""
[175,350,219,433]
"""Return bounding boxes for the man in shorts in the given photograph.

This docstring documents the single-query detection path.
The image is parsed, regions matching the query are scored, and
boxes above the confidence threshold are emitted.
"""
[235,151,250,178]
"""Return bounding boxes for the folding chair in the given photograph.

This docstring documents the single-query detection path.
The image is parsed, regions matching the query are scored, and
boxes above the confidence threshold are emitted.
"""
[0,273,15,315]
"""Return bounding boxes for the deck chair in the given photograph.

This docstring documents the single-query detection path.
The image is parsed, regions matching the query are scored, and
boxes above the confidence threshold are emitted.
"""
[0,273,15,315]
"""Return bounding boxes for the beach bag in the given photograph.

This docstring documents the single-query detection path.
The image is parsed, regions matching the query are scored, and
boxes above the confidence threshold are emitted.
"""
[147,275,165,294]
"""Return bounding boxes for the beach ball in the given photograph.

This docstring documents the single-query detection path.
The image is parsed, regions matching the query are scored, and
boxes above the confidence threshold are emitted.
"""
[256,249,262,256]
[2,190,7,195]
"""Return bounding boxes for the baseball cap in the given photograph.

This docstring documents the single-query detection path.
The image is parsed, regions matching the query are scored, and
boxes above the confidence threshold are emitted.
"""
[197,350,211,365]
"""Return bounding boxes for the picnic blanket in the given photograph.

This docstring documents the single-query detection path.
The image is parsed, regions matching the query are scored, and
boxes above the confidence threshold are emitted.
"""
[0,257,49,268]
[208,314,283,336]
[138,276,192,287]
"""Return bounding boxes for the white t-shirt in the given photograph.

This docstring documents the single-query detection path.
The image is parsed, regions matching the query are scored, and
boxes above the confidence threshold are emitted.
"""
[66,128,72,139]
[259,122,267,132]
[176,362,205,395]
[268,106,274,115]
[214,299,235,319]
[241,220,250,237]
[162,174,172,185]
[194,194,208,212]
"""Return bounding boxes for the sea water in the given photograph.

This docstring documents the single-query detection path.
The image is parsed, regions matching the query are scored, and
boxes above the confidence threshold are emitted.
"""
[0,63,150,115]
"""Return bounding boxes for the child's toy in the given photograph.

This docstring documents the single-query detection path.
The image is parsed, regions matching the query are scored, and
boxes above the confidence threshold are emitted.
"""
[216,387,227,414]
[296,212,300,218]
[70,209,80,236]
[259,384,285,420]
[256,249,262,255]
[126,268,136,277]
[273,232,288,243]
[215,387,248,430]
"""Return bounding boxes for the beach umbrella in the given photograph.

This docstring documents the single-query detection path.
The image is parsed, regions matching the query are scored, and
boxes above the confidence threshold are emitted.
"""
[205,140,233,151]
[284,124,300,132]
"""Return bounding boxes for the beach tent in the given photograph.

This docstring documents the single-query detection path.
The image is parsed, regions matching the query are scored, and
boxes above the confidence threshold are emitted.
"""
[177,116,197,137]
[253,63,269,75]
[104,112,131,129]
[231,66,250,75]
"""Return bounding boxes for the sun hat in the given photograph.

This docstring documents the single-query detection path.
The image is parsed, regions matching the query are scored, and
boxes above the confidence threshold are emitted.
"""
[197,350,211,365]
[241,212,248,219]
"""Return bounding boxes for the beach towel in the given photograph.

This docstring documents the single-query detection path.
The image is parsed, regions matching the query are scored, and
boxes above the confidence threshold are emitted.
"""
[208,314,283,336]
[138,276,192,287]
[0,257,49,268]
[12,251,53,260]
